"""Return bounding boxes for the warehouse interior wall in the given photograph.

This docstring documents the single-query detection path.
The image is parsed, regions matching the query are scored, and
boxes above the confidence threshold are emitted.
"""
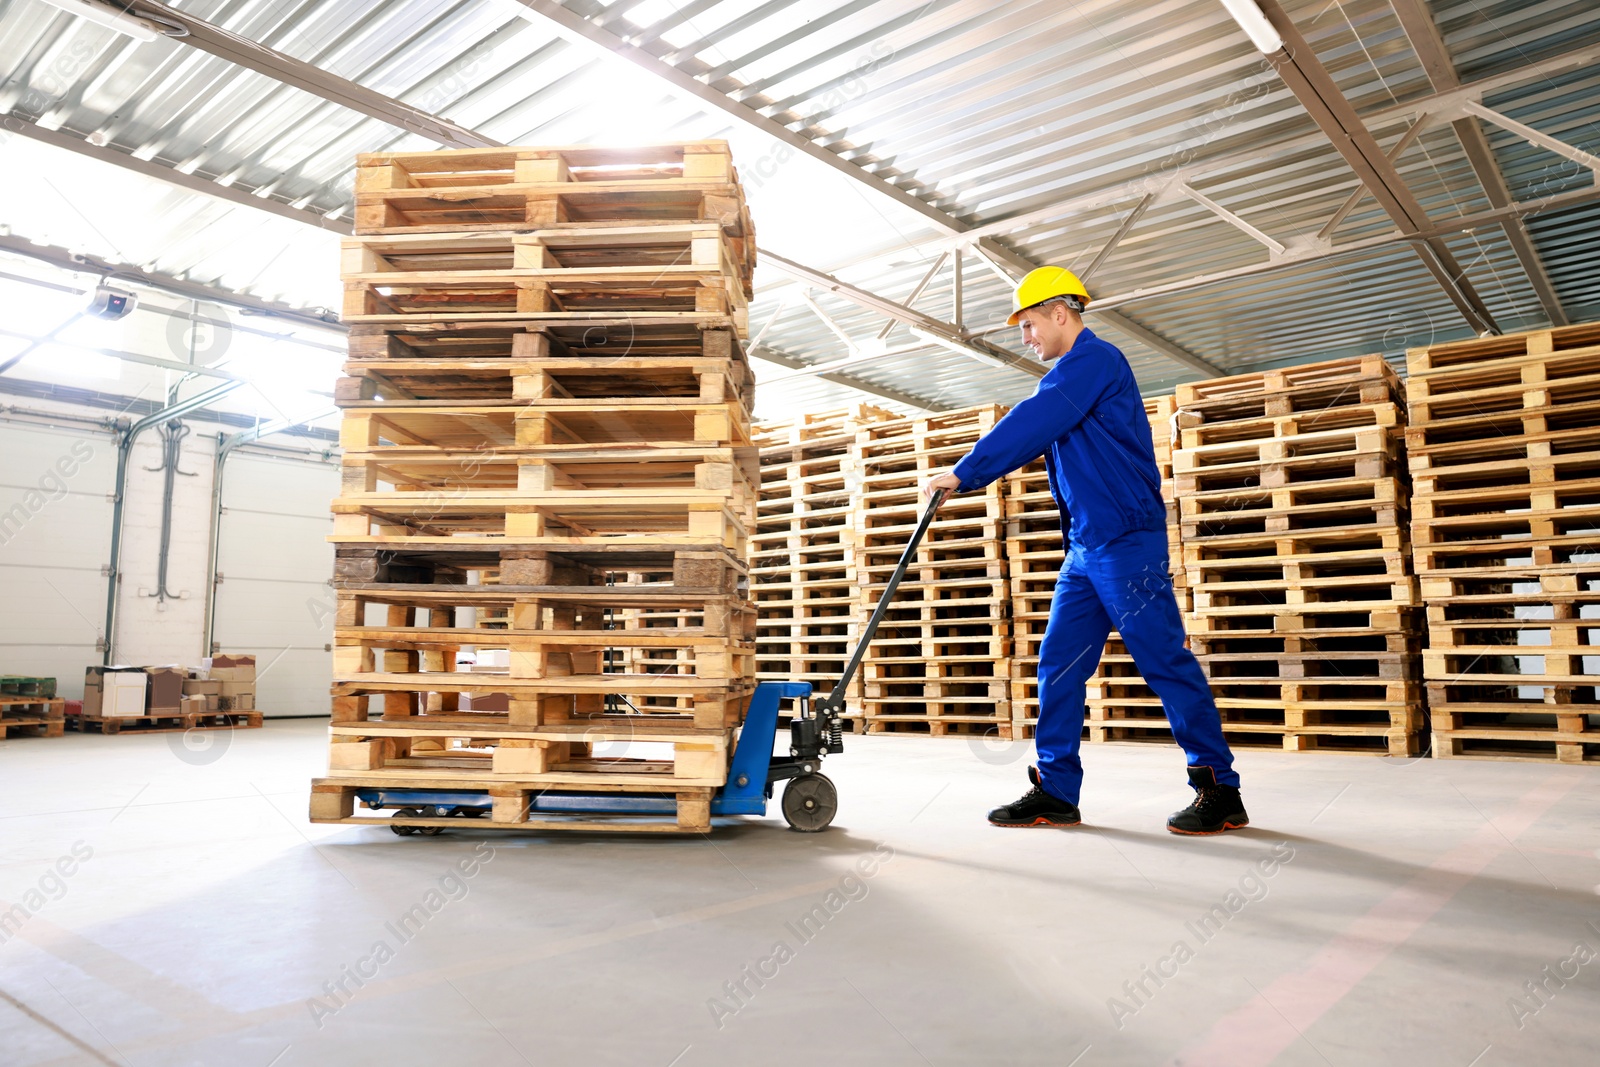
[0,269,342,711]
[211,451,338,718]
[0,415,114,699]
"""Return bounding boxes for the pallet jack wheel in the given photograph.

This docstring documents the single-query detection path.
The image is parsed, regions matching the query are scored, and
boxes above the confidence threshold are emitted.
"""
[782,773,838,832]
[391,807,422,836]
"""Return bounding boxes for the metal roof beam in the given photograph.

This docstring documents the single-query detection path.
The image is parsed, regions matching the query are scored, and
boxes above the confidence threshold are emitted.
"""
[760,250,1045,380]
[1256,0,1499,335]
[506,1,1221,378]
[1461,102,1600,175]
[905,38,1600,263]
[1317,117,1425,240]
[1391,0,1569,325]
[876,251,949,340]
[747,345,945,410]
[1177,183,1287,255]
[969,238,1225,378]
[973,183,1600,321]
[503,0,963,236]
[1078,194,1154,281]
[0,113,354,235]
[135,2,495,149]
[0,234,344,332]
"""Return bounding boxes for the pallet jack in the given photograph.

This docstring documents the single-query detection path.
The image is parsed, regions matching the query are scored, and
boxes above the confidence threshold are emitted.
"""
[360,490,946,835]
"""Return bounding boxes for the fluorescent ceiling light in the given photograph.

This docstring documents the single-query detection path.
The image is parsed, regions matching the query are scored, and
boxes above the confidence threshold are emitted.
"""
[34,0,162,42]
[1217,0,1283,54]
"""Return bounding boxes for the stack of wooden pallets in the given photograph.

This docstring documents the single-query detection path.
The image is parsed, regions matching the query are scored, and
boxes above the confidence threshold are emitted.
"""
[1002,454,1059,740]
[1165,355,1422,755]
[1406,323,1600,764]
[1073,396,1193,743]
[310,142,761,833]
[0,676,63,739]
[850,405,1015,737]
[751,405,894,730]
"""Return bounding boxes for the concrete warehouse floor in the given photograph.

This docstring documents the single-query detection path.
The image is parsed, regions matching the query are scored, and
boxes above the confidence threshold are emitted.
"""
[2,722,1597,1067]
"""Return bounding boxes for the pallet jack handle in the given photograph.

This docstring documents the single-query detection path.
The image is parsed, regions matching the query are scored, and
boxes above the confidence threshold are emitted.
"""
[814,488,948,718]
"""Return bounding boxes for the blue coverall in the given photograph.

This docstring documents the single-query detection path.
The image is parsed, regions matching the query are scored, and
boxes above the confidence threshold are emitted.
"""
[951,327,1239,804]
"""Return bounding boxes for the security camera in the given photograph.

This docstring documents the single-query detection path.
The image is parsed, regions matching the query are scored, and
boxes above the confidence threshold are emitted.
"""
[86,284,138,320]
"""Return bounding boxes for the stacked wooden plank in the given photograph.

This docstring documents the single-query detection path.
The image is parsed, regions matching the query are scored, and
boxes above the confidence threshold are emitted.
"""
[1167,355,1422,756]
[1077,396,1194,743]
[851,405,1014,737]
[310,142,760,833]
[751,405,895,729]
[1406,323,1600,763]
[1002,455,1059,740]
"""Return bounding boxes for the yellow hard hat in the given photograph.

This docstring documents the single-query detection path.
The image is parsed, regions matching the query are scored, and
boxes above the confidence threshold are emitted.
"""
[1007,266,1091,326]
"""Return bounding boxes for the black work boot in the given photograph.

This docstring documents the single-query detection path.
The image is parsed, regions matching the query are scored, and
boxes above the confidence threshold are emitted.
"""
[1167,766,1249,835]
[988,766,1082,827]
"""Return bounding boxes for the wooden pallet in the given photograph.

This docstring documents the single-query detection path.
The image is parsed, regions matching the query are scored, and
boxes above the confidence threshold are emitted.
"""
[1189,625,1419,657]
[1176,445,1400,497]
[342,261,747,326]
[68,711,264,735]
[1404,424,1600,477]
[332,541,747,591]
[1431,729,1598,764]
[340,348,754,404]
[1085,712,1419,755]
[355,141,754,257]
[325,714,730,783]
[1189,575,1419,614]
[1178,402,1402,451]
[1176,354,1400,408]
[343,221,752,301]
[311,778,719,832]
[0,718,64,739]
[1,697,66,739]
[348,320,747,364]
[0,695,65,716]
[337,393,751,449]
[1405,322,1600,375]
[862,714,1017,738]
[1,676,57,698]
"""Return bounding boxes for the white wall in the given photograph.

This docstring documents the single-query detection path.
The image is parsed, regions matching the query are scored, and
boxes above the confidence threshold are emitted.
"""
[0,408,339,714]
[212,452,338,717]
[112,426,218,668]
[0,418,115,699]
[0,264,343,713]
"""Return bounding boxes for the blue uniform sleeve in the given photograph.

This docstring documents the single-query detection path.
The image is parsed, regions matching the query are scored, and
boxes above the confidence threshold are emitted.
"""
[950,344,1117,491]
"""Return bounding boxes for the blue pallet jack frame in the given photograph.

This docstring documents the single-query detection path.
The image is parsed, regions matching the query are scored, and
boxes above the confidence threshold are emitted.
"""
[356,490,946,835]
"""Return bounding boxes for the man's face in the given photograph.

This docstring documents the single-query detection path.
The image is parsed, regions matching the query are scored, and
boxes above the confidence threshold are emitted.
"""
[1016,303,1071,362]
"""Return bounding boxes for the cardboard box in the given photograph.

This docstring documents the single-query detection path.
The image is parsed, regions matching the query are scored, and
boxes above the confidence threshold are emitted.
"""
[464,692,510,712]
[183,679,223,696]
[218,692,255,712]
[209,666,257,683]
[181,694,208,715]
[211,653,256,669]
[143,666,186,711]
[83,667,147,718]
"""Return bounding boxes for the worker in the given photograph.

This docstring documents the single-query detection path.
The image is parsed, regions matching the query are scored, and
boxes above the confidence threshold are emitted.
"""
[922,267,1247,835]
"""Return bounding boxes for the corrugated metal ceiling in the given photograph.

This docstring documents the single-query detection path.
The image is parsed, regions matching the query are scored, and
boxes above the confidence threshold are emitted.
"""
[0,0,1595,420]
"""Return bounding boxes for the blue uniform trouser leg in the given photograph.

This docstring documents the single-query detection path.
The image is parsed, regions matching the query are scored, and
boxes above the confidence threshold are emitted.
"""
[1034,529,1239,804]
[1033,552,1111,805]
[1090,528,1239,789]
